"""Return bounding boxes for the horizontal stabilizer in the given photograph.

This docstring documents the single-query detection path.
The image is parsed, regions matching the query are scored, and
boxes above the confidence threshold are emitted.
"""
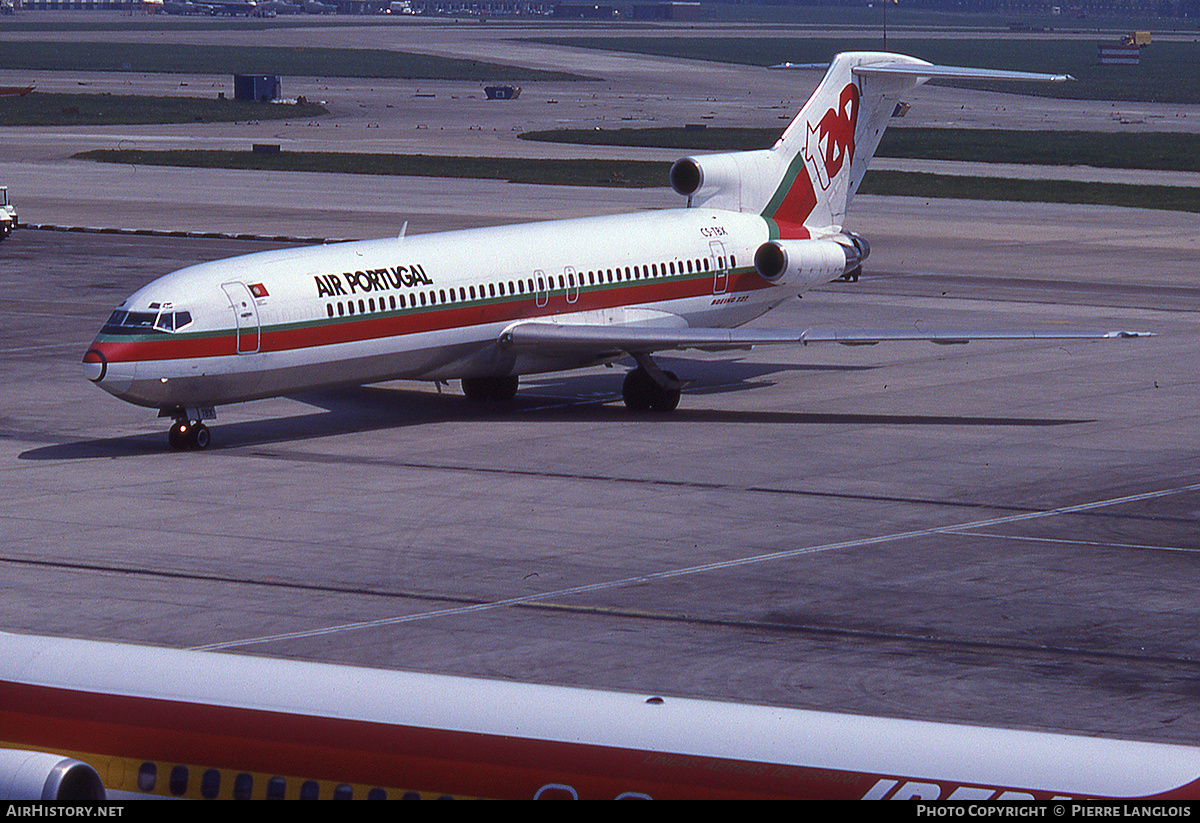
[852,62,1075,84]
[771,59,1074,85]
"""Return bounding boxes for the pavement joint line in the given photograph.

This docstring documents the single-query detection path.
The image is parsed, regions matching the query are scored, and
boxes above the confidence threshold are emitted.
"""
[190,480,1200,652]
[950,530,1199,554]
[21,224,352,245]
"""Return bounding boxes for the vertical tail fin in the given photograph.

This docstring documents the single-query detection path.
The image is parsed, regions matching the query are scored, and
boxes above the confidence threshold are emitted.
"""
[670,52,1072,239]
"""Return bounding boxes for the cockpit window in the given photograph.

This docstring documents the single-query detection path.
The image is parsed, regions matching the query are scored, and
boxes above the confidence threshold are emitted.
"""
[102,307,193,335]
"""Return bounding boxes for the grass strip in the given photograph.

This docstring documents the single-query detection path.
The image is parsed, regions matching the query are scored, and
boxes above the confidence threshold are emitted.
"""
[859,170,1200,213]
[0,41,588,81]
[529,36,1200,104]
[74,148,1200,212]
[73,149,670,188]
[520,127,1200,174]
[0,92,327,126]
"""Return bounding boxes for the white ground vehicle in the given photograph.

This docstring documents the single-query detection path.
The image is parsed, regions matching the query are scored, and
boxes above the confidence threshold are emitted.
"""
[0,187,15,241]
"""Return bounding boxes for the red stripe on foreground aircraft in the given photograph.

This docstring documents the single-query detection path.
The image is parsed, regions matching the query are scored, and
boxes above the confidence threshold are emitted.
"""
[2,631,1199,800]
[82,53,1150,450]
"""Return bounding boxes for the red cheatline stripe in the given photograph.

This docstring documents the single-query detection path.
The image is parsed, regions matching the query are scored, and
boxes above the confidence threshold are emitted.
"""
[90,272,771,364]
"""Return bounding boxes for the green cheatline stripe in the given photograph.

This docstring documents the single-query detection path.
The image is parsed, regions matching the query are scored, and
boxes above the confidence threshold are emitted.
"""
[74,149,1200,213]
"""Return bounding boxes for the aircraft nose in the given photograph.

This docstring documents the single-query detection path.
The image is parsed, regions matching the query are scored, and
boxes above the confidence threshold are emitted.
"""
[83,344,134,398]
[82,347,107,383]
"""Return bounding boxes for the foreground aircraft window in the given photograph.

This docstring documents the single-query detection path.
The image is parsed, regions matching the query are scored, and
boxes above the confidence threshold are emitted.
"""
[440,289,447,302]
[358,299,365,314]
[390,295,397,309]
[400,294,407,308]
[498,282,505,296]
[169,765,188,796]
[730,254,737,267]
[327,304,334,318]
[137,762,156,792]
[266,776,286,800]
[233,773,253,800]
[369,298,376,312]
[300,781,320,800]
[347,302,354,315]
[470,285,477,300]
[201,769,220,800]
[489,284,496,298]
[338,302,345,316]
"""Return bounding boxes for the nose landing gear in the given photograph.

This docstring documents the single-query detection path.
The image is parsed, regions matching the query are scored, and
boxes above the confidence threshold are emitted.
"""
[163,407,214,451]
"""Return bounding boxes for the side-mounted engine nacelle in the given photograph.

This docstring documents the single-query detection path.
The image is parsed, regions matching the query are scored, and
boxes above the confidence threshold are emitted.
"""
[670,149,777,211]
[753,233,871,289]
[0,749,106,801]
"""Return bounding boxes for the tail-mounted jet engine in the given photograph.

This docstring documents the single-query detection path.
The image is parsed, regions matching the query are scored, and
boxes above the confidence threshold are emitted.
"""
[753,233,870,288]
[669,150,775,211]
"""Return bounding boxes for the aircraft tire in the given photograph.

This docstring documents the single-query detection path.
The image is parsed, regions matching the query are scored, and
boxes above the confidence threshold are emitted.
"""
[622,369,655,411]
[168,422,188,451]
[490,375,519,402]
[650,371,682,412]
[188,423,211,450]
[461,378,490,401]
[463,376,519,402]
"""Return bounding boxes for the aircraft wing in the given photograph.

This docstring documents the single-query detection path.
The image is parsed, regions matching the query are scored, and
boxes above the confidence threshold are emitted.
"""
[499,322,1151,355]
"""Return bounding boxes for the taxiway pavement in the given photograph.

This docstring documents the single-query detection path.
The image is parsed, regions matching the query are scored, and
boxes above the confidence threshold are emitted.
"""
[0,18,1197,748]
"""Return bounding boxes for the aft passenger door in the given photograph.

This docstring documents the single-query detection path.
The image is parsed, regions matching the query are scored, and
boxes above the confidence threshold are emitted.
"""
[710,241,729,295]
[221,281,261,354]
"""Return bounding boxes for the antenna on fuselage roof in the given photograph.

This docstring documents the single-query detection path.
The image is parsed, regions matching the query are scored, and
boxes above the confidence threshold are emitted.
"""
[398,221,408,239]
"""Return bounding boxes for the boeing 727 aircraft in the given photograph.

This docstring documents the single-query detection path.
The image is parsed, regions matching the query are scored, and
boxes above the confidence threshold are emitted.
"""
[82,52,1148,450]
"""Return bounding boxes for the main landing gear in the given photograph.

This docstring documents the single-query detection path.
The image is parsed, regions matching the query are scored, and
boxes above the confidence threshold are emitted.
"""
[622,355,682,412]
[461,375,520,402]
[164,409,212,451]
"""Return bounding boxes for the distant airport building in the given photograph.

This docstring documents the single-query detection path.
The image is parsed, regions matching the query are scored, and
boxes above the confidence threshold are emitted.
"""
[233,75,281,102]
[631,1,701,19]
[20,0,122,7]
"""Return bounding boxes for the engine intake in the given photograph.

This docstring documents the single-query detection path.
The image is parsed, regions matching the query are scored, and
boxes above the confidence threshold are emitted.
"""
[0,749,106,801]
[754,235,871,287]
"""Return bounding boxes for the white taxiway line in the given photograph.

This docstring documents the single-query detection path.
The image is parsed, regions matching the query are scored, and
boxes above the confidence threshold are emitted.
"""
[192,480,1200,652]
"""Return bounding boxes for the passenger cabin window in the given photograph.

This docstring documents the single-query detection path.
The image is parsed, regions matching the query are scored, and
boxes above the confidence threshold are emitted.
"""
[137,762,156,792]
[233,773,253,800]
[201,769,220,800]
[169,765,188,796]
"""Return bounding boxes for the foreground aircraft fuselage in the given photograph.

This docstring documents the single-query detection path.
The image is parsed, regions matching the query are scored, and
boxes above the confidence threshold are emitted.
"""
[3,631,1200,800]
[84,53,1142,450]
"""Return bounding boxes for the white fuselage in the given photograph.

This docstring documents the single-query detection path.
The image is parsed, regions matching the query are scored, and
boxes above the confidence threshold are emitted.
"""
[84,208,784,411]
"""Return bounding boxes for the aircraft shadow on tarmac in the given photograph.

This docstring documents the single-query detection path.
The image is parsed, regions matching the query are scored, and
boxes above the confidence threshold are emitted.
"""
[19,360,1091,461]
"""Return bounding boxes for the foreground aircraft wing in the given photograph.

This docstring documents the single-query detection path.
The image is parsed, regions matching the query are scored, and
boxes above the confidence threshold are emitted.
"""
[499,322,1151,354]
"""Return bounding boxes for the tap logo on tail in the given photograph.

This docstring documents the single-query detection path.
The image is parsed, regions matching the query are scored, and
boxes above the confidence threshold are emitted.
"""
[803,82,859,191]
